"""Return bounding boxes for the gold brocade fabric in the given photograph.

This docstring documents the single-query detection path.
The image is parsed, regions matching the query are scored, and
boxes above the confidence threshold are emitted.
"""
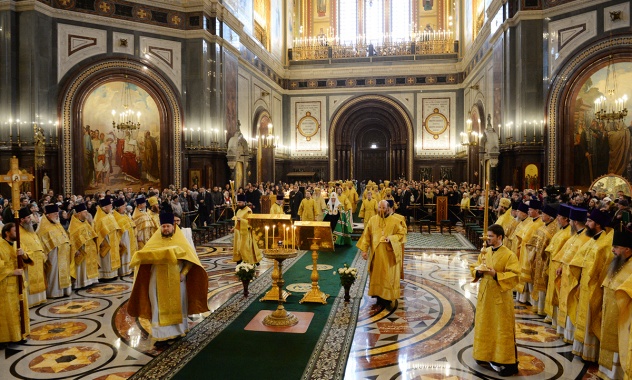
[510,218,531,260]
[232,207,261,264]
[132,208,157,249]
[313,195,327,221]
[269,203,285,215]
[557,231,591,328]
[599,260,632,370]
[503,218,520,252]
[298,198,319,221]
[67,215,99,280]
[114,211,138,257]
[19,227,47,295]
[516,218,543,290]
[149,210,160,231]
[128,226,209,326]
[496,209,513,231]
[470,245,520,364]
[614,276,632,379]
[0,238,30,342]
[356,215,407,301]
[348,187,359,213]
[94,208,122,271]
[525,221,558,297]
[359,198,378,222]
[543,225,572,316]
[37,216,72,289]
[575,229,613,344]
[338,193,353,211]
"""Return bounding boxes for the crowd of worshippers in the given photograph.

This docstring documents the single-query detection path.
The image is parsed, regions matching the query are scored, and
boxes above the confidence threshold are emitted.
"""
[473,193,632,378]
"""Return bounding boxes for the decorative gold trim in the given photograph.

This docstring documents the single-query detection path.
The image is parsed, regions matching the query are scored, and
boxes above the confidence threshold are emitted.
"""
[547,36,632,185]
[61,60,182,193]
[328,95,414,180]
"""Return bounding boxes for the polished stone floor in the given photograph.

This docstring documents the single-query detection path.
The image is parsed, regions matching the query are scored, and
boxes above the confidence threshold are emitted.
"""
[0,239,599,379]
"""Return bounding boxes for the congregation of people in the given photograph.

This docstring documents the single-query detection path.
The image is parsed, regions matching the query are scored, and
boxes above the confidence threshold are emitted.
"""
[3,176,632,380]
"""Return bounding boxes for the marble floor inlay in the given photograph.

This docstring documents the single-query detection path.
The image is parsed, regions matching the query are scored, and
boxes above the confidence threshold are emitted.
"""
[0,242,599,379]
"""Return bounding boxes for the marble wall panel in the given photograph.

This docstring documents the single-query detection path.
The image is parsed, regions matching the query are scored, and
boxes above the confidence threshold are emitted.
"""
[548,11,596,79]
[139,36,182,93]
[57,24,107,82]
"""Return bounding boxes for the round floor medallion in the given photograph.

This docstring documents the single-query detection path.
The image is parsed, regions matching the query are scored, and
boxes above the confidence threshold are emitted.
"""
[48,300,101,314]
[29,322,88,341]
[29,346,101,373]
[85,283,129,295]
[286,283,312,293]
[305,264,334,271]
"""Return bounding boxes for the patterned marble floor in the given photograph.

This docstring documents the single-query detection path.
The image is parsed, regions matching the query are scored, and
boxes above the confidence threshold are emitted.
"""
[0,240,598,379]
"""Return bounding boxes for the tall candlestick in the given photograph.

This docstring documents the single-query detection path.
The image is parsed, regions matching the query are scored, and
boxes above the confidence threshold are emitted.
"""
[292,225,296,250]
[272,225,276,245]
[265,226,269,250]
[285,227,289,249]
[282,224,286,248]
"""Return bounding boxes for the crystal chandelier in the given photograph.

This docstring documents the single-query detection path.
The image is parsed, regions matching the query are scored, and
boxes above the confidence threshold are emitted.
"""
[112,81,141,131]
[594,56,628,122]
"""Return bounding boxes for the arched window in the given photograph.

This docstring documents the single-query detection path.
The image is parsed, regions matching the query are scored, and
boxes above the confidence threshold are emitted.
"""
[365,0,384,44]
[338,1,358,44]
[391,1,411,41]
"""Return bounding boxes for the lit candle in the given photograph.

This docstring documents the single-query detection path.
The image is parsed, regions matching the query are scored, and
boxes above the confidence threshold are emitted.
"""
[282,224,286,248]
[272,225,276,246]
[265,225,269,250]
[292,225,296,250]
[286,227,289,249]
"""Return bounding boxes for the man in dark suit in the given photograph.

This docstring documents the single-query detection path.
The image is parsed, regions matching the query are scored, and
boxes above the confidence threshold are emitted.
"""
[290,185,304,220]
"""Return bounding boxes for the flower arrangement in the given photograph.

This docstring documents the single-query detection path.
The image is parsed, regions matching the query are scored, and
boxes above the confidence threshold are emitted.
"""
[335,263,358,287]
[235,262,256,282]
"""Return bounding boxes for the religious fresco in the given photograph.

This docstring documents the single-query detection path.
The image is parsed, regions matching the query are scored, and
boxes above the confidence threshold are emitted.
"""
[270,0,283,59]
[571,61,632,186]
[224,0,253,34]
[81,81,161,193]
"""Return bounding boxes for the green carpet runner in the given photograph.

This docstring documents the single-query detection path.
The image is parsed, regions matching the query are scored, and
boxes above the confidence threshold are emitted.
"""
[173,244,363,379]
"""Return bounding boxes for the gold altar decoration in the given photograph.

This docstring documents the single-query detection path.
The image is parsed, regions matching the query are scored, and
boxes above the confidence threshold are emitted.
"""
[247,214,293,302]
[294,221,334,304]
[261,248,299,327]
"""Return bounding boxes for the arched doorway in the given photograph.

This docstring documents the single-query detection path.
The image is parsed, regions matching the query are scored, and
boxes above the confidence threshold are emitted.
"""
[329,95,414,180]
[60,58,182,195]
[253,109,275,183]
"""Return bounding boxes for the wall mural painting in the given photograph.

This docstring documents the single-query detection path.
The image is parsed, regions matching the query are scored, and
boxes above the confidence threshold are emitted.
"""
[571,61,632,186]
[82,81,161,193]
[524,164,539,190]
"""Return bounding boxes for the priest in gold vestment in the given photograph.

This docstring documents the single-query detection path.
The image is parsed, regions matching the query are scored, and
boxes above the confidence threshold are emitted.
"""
[508,202,529,258]
[298,190,319,221]
[556,207,590,342]
[471,224,520,377]
[133,197,157,249]
[543,204,573,325]
[573,208,613,362]
[94,197,122,280]
[359,190,378,223]
[312,187,327,221]
[19,207,47,307]
[346,181,359,213]
[598,227,632,380]
[113,198,136,276]
[357,200,407,307]
[0,223,31,346]
[148,196,161,228]
[128,212,209,343]
[37,204,73,298]
[232,194,261,264]
[270,193,285,215]
[68,203,99,289]
[516,199,544,303]
[525,204,559,314]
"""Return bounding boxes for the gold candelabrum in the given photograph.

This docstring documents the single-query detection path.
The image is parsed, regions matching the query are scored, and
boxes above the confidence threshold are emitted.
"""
[499,121,545,147]
[474,160,492,274]
[261,246,299,327]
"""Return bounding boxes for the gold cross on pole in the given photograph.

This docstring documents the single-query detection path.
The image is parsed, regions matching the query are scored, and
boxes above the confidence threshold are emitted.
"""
[0,156,34,213]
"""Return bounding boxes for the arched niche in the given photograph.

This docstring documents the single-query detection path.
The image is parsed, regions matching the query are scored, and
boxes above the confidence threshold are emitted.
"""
[59,58,182,194]
[547,35,632,186]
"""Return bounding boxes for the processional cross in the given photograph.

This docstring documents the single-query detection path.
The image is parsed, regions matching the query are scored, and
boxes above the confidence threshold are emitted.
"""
[0,156,34,335]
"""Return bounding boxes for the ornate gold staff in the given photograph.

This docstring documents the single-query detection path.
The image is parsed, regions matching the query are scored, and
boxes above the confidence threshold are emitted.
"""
[474,160,492,273]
